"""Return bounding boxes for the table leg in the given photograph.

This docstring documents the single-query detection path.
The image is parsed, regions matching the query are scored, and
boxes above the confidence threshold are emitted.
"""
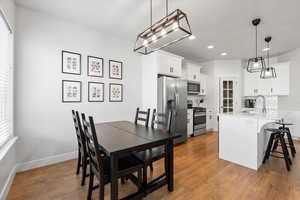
[110,154,118,200]
[167,139,174,192]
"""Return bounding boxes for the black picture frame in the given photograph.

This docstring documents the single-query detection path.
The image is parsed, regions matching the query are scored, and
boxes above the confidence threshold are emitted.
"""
[109,60,123,80]
[62,50,82,75]
[88,82,104,102]
[109,83,123,102]
[87,56,104,78]
[62,80,82,103]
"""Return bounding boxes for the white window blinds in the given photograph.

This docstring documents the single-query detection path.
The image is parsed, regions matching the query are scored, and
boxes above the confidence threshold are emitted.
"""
[0,13,12,148]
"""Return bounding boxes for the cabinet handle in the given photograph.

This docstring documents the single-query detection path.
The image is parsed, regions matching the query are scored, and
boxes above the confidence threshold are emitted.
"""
[170,67,174,73]
[193,75,196,79]
[271,88,273,93]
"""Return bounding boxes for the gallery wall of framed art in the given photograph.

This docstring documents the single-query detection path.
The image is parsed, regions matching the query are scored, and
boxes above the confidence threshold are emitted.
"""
[61,50,124,103]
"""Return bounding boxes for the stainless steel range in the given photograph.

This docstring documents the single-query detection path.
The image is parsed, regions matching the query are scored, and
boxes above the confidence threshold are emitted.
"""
[193,107,206,136]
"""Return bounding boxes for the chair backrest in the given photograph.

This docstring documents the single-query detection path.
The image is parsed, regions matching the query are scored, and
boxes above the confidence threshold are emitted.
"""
[81,113,108,177]
[151,109,173,133]
[134,107,150,127]
[72,110,87,155]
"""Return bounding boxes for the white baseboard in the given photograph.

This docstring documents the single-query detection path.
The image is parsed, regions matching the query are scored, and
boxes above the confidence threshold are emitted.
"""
[17,151,78,172]
[0,165,17,200]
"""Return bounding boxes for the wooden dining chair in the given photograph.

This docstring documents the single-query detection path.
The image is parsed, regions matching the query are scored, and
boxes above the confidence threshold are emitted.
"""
[71,110,89,186]
[133,109,173,189]
[81,113,144,200]
[135,107,151,127]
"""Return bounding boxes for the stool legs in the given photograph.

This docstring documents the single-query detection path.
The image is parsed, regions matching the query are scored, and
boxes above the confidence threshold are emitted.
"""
[284,127,296,157]
[278,133,291,171]
[263,133,275,164]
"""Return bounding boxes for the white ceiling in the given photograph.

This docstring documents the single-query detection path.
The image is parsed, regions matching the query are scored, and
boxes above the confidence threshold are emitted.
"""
[15,0,300,62]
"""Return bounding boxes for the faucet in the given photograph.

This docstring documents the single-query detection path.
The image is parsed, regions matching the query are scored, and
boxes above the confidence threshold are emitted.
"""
[256,95,267,113]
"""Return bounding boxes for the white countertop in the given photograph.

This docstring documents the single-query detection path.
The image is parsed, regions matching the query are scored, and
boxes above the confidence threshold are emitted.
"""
[218,111,282,121]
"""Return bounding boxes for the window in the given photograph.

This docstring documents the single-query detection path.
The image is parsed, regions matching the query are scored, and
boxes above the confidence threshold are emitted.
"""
[0,12,13,148]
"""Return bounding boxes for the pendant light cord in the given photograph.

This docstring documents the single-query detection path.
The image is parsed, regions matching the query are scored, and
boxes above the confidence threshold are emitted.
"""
[150,0,153,27]
[166,0,168,16]
[267,42,270,67]
[255,25,258,58]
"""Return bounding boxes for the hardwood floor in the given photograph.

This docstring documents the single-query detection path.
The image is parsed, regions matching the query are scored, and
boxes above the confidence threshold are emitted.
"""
[7,132,300,200]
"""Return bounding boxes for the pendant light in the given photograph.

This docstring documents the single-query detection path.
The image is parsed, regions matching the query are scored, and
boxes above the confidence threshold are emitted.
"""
[134,0,193,55]
[246,18,266,73]
[260,36,276,79]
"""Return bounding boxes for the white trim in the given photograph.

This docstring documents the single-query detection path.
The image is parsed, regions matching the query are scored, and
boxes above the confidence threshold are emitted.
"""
[0,136,17,162]
[17,151,78,172]
[0,165,17,200]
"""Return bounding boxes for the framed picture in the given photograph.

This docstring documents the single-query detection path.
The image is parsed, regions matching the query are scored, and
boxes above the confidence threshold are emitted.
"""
[109,83,123,102]
[109,60,123,80]
[88,82,104,102]
[87,56,104,77]
[62,50,81,75]
[62,80,82,103]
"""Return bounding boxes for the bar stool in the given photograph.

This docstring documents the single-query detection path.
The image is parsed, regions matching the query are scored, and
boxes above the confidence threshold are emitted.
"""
[263,128,292,171]
[274,121,296,157]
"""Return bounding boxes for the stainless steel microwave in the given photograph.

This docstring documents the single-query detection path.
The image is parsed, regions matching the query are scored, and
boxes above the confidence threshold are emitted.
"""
[187,82,200,94]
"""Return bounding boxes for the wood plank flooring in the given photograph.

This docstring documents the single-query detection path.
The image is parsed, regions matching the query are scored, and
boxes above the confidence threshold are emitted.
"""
[7,132,300,200]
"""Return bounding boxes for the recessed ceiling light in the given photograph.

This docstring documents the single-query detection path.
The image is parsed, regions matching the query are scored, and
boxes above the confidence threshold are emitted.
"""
[189,35,196,40]
[221,52,227,56]
[263,47,270,51]
[207,45,214,49]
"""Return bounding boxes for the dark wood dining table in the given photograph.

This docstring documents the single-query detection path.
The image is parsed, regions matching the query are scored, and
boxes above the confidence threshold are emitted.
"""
[95,121,180,200]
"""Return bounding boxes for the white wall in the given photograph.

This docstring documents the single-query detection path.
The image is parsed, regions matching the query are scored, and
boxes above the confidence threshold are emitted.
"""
[0,0,16,199]
[201,60,243,131]
[15,7,142,170]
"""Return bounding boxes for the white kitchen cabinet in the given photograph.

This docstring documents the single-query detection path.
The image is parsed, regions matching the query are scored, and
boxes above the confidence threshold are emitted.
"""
[206,108,215,132]
[199,74,207,95]
[270,62,290,96]
[244,62,290,96]
[156,52,182,77]
[187,109,193,136]
[141,51,183,109]
[186,63,201,82]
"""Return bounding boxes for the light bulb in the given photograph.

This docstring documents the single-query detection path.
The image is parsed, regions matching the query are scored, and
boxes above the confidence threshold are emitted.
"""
[189,35,196,40]
[172,22,179,31]
[152,34,157,43]
[161,28,167,37]
[265,69,272,77]
[253,62,260,68]
[143,39,148,47]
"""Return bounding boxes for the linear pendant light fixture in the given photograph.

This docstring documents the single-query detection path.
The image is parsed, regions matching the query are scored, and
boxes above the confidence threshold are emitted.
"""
[246,18,266,73]
[134,0,193,55]
[260,36,276,79]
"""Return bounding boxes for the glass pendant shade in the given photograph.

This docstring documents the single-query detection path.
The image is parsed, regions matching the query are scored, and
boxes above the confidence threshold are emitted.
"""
[134,9,192,55]
[246,57,266,73]
[260,67,276,79]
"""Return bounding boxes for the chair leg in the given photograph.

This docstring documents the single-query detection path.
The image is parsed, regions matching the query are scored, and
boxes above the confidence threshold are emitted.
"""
[76,151,81,175]
[149,163,154,172]
[99,181,105,200]
[285,128,296,157]
[142,166,148,189]
[81,155,88,186]
[271,139,279,152]
[87,170,94,200]
[279,133,291,171]
[121,177,125,184]
[263,133,275,164]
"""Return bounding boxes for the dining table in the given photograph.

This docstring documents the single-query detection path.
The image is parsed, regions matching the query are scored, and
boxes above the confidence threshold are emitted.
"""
[94,120,180,200]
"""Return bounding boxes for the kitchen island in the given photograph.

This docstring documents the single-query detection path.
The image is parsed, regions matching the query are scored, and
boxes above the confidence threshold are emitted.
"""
[218,112,282,170]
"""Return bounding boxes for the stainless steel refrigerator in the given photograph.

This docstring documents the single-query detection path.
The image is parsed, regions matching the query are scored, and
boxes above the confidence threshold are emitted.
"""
[157,76,187,145]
